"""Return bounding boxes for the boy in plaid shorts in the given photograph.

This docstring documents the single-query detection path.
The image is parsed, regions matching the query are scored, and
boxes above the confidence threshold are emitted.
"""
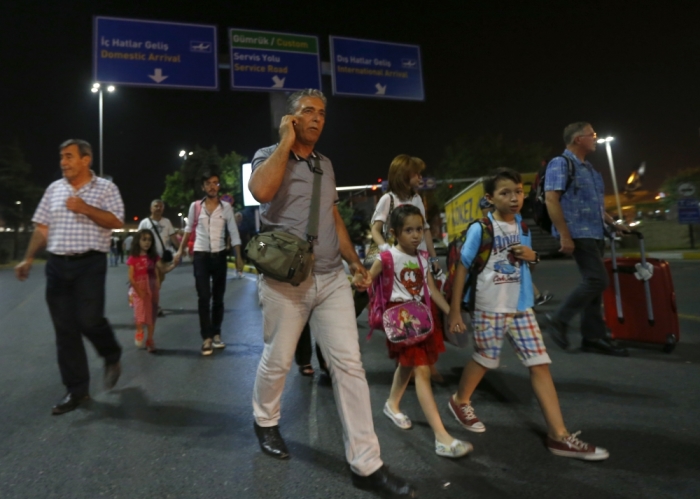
[446,168,609,461]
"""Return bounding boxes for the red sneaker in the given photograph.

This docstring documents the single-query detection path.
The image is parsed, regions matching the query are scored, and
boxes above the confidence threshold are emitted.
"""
[547,432,609,461]
[448,395,486,433]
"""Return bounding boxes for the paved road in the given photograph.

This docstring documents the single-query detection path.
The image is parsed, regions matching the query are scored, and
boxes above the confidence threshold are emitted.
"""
[1,257,699,499]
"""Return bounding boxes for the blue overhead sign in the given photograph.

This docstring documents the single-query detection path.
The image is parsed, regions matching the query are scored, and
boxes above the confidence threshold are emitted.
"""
[229,29,321,92]
[93,17,218,90]
[330,36,424,101]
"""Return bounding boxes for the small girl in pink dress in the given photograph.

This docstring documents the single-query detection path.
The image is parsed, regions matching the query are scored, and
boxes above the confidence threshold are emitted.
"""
[127,229,175,353]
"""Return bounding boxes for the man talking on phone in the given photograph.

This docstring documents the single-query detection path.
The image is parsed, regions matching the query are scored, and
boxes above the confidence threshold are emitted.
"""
[248,89,416,498]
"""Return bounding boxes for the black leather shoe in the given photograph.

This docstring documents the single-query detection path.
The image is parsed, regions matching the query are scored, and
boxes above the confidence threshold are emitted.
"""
[254,422,290,459]
[52,392,89,415]
[104,361,121,390]
[546,314,569,350]
[351,465,417,498]
[581,338,629,357]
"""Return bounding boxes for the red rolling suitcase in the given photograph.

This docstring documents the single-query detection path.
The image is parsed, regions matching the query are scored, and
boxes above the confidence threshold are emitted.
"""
[603,231,679,352]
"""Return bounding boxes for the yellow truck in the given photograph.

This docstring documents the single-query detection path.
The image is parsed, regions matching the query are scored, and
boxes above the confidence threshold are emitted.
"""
[444,173,559,255]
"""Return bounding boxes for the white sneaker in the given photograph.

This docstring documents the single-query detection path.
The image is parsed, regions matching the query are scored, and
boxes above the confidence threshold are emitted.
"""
[435,439,473,458]
[212,335,225,349]
[383,402,412,430]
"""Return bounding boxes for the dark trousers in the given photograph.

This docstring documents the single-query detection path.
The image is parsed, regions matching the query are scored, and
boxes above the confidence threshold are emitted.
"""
[45,253,122,396]
[294,322,326,367]
[193,251,228,340]
[555,238,609,341]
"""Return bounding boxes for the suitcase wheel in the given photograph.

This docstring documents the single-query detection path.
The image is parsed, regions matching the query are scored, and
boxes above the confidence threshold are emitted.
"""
[663,334,677,354]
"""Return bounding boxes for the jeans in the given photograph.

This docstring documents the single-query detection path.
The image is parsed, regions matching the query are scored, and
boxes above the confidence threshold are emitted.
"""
[253,270,383,476]
[193,251,228,340]
[45,252,122,396]
[109,248,119,266]
[555,238,609,341]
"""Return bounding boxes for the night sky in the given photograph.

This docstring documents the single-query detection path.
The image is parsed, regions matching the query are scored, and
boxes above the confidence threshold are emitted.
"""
[2,1,698,221]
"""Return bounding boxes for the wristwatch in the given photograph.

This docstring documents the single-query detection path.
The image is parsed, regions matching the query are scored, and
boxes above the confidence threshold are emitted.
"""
[428,257,440,264]
[532,252,541,264]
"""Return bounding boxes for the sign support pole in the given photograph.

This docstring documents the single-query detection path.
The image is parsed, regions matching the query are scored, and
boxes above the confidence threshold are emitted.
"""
[98,87,104,177]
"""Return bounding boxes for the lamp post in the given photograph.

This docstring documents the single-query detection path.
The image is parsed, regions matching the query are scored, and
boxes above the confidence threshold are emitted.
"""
[597,136,624,222]
[178,212,184,229]
[91,83,115,177]
[13,201,22,260]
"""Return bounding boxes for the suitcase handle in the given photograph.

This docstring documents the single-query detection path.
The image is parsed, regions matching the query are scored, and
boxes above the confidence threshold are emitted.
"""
[608,227,654,325]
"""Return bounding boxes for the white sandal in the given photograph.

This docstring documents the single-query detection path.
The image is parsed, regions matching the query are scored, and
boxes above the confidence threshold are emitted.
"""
[383,402,412,430]
[435,439,473,458]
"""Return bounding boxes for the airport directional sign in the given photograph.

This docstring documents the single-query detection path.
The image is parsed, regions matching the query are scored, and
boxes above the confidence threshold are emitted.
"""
[93,16,218,90]
[678,198,700,224]
[329,36,424,101]
[229,29,321,92]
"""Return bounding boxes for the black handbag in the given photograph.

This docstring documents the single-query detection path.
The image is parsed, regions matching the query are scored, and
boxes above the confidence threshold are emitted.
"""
[148,218,173,263]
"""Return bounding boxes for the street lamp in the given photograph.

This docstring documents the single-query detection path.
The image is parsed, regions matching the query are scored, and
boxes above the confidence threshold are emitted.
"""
[597,136,624,222]
[177,212,184,229]
[91,83,115,177]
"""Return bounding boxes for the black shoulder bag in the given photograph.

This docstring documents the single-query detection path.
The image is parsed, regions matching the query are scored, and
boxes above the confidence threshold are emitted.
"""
[148,218,174,263]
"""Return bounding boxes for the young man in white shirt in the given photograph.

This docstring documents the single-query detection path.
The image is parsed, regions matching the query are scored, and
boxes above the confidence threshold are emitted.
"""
[174,172,243,355]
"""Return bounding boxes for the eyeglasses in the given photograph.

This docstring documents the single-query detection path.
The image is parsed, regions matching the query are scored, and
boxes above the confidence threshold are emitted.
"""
[578,133,598,139]
[204,181,220,187]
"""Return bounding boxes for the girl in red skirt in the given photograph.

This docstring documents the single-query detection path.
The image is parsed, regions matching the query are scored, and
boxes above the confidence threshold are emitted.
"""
[357,205,472,458]
[127,229,175,353]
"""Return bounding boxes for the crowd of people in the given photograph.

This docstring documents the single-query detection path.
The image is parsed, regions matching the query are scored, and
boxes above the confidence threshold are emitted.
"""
[14,90,628,498]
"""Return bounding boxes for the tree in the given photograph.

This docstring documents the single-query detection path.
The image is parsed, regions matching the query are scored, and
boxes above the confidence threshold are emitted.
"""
[659,167,700,207]
[433,134,551,208]
[0,142,42,260]
[337,200,369,245]
[162,146,246,212]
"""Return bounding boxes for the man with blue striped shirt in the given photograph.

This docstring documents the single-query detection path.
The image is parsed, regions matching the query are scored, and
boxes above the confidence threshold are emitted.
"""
[544,123,629,357]
[15,139,125,414]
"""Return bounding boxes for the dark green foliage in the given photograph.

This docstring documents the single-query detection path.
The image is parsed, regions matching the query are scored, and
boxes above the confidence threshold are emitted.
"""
[161,145,246,211]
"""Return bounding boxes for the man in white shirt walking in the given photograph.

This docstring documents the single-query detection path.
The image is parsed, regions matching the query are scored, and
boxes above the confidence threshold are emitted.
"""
[174,172,244,355]
[138,199,178,257]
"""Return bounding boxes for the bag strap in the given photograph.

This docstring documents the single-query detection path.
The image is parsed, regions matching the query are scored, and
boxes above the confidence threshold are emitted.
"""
[305,156,323,244]
[561,155,578,194]
[148,218,167,250]
[382,193,395,240]
[465,218,494,313]
[366,250,395,341]
[417,250,433,311]
[191,199,204,236]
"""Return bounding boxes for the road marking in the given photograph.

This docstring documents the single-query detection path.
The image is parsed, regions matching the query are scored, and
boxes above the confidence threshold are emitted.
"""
[679,314,700,322]
[309,369,319,446]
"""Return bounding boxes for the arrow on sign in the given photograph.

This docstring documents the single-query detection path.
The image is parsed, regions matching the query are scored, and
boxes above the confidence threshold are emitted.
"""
[375,83,386,95]
[271,75,286,88]
[148,68,169,83]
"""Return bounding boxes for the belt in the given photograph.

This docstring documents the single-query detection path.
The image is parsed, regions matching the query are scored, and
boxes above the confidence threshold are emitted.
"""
[49,250,104,260]
[194,250,227,256]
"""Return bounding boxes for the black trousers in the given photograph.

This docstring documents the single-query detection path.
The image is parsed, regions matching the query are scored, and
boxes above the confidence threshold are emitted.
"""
[45,252,122,396]
[555,238,609,341]
[193,251,228,340]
